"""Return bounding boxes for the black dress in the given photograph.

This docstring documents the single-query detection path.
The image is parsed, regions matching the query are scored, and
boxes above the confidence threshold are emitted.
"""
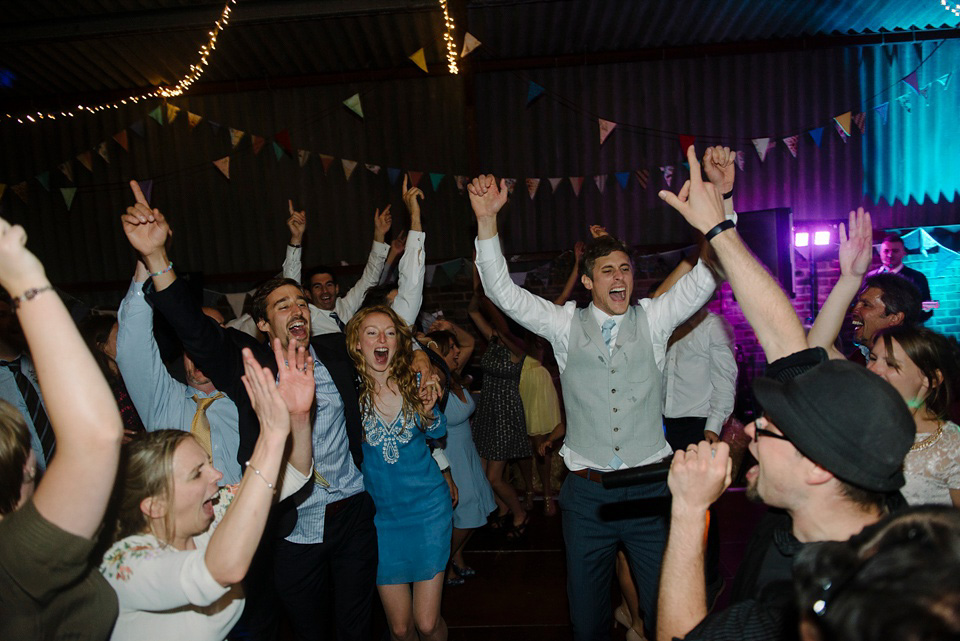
[471,338,532,460]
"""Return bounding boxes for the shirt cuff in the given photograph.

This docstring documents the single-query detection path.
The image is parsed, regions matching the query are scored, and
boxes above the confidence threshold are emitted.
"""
[475,235,503,264]
[371,241,390,257]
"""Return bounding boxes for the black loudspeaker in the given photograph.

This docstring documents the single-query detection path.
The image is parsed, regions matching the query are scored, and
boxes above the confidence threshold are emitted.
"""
[735,208,795,298]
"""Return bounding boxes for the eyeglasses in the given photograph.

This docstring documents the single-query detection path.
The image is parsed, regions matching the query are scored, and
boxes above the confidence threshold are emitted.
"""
[754,427,790,442]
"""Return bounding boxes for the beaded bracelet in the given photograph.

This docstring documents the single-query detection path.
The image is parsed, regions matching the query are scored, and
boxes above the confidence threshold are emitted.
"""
[245,461,276,493]
[12,285,53,309]
[150,261,174,277]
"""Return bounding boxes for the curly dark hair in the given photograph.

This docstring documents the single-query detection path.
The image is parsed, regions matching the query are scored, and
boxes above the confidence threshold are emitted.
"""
[250,277,306,324]
[862,274,923,327]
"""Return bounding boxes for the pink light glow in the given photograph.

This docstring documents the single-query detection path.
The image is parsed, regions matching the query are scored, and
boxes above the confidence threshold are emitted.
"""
[814,230,831,246]
[795,232,809,247]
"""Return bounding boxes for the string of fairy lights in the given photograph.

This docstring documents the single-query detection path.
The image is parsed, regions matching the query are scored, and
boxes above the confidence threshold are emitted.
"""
[439,0,459,75]
[4,0,236,124]
[941,0,960,18]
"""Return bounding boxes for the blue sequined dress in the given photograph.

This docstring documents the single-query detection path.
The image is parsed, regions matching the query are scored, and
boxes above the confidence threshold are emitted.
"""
[360,407,453,585]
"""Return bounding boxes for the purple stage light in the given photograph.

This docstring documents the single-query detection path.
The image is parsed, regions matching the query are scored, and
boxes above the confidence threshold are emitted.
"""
[814,230,831,246]
[794,231,809,247]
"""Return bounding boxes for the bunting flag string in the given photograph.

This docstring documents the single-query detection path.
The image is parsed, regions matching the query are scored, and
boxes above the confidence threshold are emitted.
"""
[454,175,467,192]
[11,182,27,203]
[752,137,773,162]
[130,121,145,137]
[734,151,745,172]
[147,106,164,125]
[272,142,285,161]
[274,130,292,155]
[503,178,517,195]
[833,112,852,136]
[808,127,824,147]
[387,167,402,184]
[853,112,866,134]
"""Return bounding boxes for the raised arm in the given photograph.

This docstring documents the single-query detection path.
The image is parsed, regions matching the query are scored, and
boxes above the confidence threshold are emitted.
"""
[338,206,391,318]
[659,146,807,362]
[429,318,476,374]
[281,200,306,282]
[392,175,427,326]
[807,208,873,359]
[0,219,122,538]
[554,242,585,305]
[272,337,314,478]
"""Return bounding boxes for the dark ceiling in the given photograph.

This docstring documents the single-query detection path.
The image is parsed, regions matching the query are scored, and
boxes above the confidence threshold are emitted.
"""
[2,0,959,116]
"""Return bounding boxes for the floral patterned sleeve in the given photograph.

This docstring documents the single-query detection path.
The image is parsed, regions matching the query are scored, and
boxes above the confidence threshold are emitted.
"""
[99,485,238,610]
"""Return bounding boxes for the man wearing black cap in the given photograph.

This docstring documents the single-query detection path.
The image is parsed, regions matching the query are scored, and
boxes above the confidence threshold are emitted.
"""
[657,359,915,641]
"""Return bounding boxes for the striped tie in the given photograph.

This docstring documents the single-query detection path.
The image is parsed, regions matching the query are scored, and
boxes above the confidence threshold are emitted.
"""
[329,311,346,332]
[5,358,55,463]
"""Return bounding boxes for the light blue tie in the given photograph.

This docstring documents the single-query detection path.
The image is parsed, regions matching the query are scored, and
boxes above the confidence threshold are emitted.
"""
[601,318,616,355]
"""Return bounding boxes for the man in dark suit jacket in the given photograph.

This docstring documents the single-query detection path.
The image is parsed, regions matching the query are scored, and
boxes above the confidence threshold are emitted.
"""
[866,233,932,308]
[121,182,377,641]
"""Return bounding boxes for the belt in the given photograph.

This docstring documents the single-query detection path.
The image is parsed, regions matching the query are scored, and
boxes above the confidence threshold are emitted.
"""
[324,492,363,519]
[571,468,606,483]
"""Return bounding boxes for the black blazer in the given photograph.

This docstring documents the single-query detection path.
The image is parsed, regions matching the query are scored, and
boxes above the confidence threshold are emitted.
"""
[145,277,364,470]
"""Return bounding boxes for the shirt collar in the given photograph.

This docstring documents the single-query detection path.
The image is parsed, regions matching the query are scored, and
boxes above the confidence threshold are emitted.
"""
[589,302,626,328]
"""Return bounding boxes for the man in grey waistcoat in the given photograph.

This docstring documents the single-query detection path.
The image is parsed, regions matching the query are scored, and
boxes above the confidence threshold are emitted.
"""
[469,147,738,641]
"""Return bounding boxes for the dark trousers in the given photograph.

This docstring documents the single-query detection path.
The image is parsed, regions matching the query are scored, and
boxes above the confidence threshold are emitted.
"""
[273,492,379,641]
[663,416,722,596]
[560,471,670,641]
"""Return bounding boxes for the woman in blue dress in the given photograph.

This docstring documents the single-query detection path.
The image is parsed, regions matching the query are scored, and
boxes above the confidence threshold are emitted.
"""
[346,305,452,641]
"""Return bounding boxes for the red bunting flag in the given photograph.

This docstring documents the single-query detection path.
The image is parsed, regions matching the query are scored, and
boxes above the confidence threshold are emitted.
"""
[274,130,292,155]
[678,135,696,154]
[251,136,266,155]
[319,154,334,174]
[77,151,94,172]
[783,135,799,158]
[408,171,423,188]
[569,177,583,197]
[635,169,649,190]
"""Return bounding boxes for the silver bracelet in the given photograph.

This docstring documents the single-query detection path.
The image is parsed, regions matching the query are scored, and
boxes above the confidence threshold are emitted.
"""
[245,460,276,493]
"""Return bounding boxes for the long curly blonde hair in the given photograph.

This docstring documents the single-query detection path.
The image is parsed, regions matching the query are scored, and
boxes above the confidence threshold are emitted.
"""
[345,305,432,433]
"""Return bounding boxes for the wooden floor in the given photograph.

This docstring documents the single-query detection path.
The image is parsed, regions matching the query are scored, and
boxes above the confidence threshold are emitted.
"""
[441,488,767,641]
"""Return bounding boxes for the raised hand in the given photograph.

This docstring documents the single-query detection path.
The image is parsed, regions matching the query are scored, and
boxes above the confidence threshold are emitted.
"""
[121,180,171,260]
[272,337,314,416]
[388,232,408,262]
[286,200,306,245]
[429,318,453,333]
[467,174,508,222]
[0,217,47,298]
[418,372,442,414]
[373,205,392,243]
[659,146,725,235]
[702,145,736,194]
[588,225,609,239]
[667,440,732,515]
[241,347,291,439]
[402,174,424,223]
[838,207,873,279]
[574,241,586,261]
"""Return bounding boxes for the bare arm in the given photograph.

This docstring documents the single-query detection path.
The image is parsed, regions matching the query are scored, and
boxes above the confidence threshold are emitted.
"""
[659,146,807,362]
[652,253,696,299]
[807,208,873,359]
[554,242,585,305]
[0,219,122,538]
[430,318,475,374]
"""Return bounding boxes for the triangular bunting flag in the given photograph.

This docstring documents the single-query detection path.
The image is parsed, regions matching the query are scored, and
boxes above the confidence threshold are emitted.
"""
[808,127,824,147]
[734,151,745,172]
[213,156,230,179]
[58,161,73,183]
[113,130,129,151]
[503,178,517,194]
[225,293,249,320]
[903,71,920,95]
[342,159,358,181]
[461,32,481,57]
[77,151,94,172]
[320,155,335,174]
[130,120,145,137]
[387,168,402,184]
[166,104,180,123]
[783,135,799,158]
[660,166,674,186]
[875,102,889,125]
[298,150,311,168]
[35,172,50,192]
[11,182,28,203]
[833,121,849,143]
[635,169,650,190]
[936,248,958,274]
[343,93,364,119]
[897,94,912,113]
[527,82,545,105]
[429,173,445,191]
[569,177,583,197]
[274,130,292,155]
[937,72,952,89]
[97,141,110,164]
[147,106,164,125]
[853,112,866,134]
[751,138,772,162]
[251,136,266,155]
[598,119,617,145]
[187,112,202,128]
[678,134,696,154]
[137,180,153,204]
[60,187,77,210]
[454,175,468,192]
[409,48,428,73]
[833,112,852,136]
[526,178,540,200]
[408,171,423,188]
[900,229,921,251]
[615,172,630,189]
[365,164,381,175]
[548,178,563,193]
[229,128,245,149]
[208,121,221,133]
[594,175,607,194]
[273,142,285,161]
[919,83,931,105]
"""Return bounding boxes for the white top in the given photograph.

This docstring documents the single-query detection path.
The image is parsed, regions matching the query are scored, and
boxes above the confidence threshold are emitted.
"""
[474,234,717,471]
[661,312,738,434]
[101,463,309,641]
[902,421,960,507]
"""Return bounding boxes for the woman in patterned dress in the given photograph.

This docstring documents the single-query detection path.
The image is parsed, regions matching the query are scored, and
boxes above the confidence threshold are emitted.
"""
[100,341,312,641]
[346,305,452,641]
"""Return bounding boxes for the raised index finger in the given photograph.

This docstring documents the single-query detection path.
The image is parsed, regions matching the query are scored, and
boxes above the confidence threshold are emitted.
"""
[129,180,149,206]
[685,145,703,188]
